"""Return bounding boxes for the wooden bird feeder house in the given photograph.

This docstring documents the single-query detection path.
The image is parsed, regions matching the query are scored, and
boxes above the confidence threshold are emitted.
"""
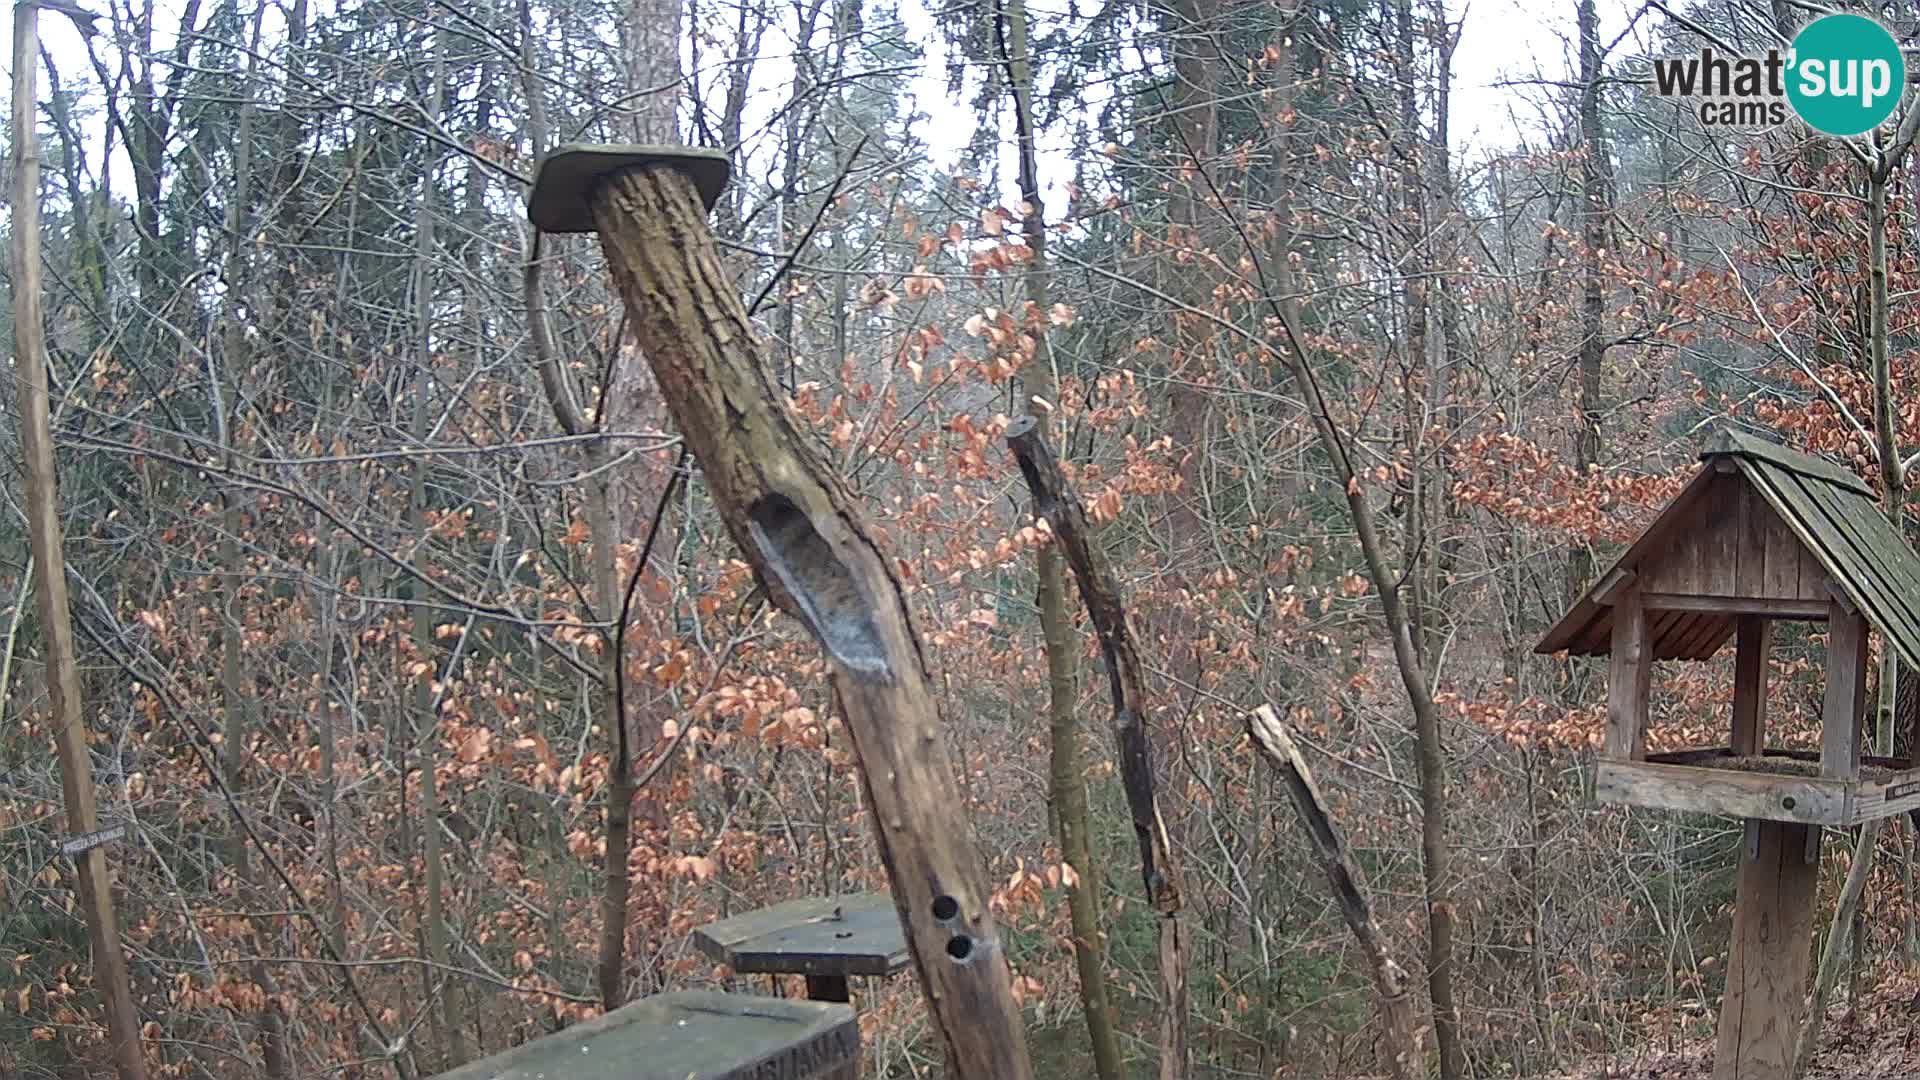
[1539,428,1920,1080]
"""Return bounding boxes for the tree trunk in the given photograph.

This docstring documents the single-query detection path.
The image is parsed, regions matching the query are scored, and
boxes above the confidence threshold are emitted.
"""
[216,15,290,1069]
[1570,0,1608,604]
[997,3,1123,1075]
[581,162,1036,1079]
[1265,261,1460,1080]
[409,30,467,1067]
[10,9,150,1078]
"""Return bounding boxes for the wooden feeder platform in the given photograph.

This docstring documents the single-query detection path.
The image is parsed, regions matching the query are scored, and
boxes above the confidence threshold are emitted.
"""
[432,989,857,1080]
[692,892,909,1003]
[1598,747,1920,826]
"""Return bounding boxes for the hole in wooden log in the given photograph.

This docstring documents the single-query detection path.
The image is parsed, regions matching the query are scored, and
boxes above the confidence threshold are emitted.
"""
[931,895,959,922]
[945,935,973,962]
[746,494,891,683]
[1782,795,1798,810]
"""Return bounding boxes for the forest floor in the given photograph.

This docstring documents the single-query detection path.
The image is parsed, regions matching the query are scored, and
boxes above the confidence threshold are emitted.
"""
[1555,972,1920,1078]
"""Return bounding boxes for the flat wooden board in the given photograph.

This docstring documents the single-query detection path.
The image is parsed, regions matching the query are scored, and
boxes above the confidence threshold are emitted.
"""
[693,893,910,978]
[1595,759,1849,825]
[1604,751,1920,825]
[431,990,857,1080]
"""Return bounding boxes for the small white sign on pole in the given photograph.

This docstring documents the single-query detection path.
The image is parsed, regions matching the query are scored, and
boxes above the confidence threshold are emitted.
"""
[60,823,126,858]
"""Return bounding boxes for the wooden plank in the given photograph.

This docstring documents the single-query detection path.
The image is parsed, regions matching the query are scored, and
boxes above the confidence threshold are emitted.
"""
[692,893,910,979]
[432,989,860,1080]
[1703,473,1741,596]
[1594,760,1848,824]
[1736,481,1768,596]
[1658,610,1702,661]
[1711,428,1875,497]
[1713,820,1820,1080]
[1849,766,1920,824]
[1758,476,1809,601]
[1823,599,1868,782]
[1593,566,1637,605]
[1732,617,1769,755]
[1608,590,1652,761]
[1677,615,1735,661]
[1639,594,1828,619]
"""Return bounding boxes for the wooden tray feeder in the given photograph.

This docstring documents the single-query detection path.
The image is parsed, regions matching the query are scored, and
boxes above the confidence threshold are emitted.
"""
[1538,429,1920,1080]
[432,990,858,1080]
[693,892,910,1004]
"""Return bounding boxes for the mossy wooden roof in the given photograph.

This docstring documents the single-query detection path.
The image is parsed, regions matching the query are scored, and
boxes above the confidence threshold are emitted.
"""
[1537,429,1920,670]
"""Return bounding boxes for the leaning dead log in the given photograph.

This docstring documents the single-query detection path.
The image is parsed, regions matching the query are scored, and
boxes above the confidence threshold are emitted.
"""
[1005,415,1189,1080]
[528,146,1034,1079]
[1248,705,1423,1079]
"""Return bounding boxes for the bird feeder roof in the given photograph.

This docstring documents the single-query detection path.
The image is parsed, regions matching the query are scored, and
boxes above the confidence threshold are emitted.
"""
[1536,429,1920,670]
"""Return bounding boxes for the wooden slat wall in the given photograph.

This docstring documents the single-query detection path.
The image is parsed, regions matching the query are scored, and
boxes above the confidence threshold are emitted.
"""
[1638,475,1825,603]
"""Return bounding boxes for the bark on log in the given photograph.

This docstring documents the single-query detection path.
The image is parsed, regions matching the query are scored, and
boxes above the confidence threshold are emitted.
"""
[1247,705,1423,1079]
[581,163,1034,1079]
[1005,414,1189,1078]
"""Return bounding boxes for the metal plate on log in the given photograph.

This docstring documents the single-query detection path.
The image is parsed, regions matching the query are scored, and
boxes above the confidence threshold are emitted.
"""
[430,990,857,1080]
[527,144,731,233]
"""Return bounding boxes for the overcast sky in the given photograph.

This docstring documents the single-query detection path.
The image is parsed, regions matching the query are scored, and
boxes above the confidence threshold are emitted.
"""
[1,0,1637,221]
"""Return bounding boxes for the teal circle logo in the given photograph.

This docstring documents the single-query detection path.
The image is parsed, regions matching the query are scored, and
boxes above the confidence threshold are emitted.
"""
[1787,14,1905,137]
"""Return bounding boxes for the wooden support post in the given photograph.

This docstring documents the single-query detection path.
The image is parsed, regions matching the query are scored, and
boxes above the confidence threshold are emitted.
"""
[1732,617,1769,756]
[529,149,1034,1079]
[1608,588,1652,760]
[1824,599,1868,782]
[805,975,851,1004]
[1715,820,1820,1080]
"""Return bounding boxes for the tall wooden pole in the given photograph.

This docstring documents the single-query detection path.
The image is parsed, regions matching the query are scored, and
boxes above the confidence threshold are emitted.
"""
[10,5,149,1077]
[529,149,1035,1079]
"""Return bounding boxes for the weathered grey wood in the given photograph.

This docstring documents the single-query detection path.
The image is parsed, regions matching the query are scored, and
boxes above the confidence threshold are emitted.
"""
[1706,473,1741,596]
[1592,566,1637,605]
[1645,747,1905,770]
[1793,470,1920,645]
[1823,598,1868,783]
[1639,594,1828,619]
[1760,464,1920,672]
[1736,480,1767,597]
[1733,618,1769,756]
[1714,821,1820,1080]
[1594,761,1848,825]
[692,893,910,980]
[1760,478,1810,602]
[1704,427,1874,497]
[546,154,1034,1078]
[432,990,859,1080]
[1607,589,1652,760]
[1848,767,1920,825]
